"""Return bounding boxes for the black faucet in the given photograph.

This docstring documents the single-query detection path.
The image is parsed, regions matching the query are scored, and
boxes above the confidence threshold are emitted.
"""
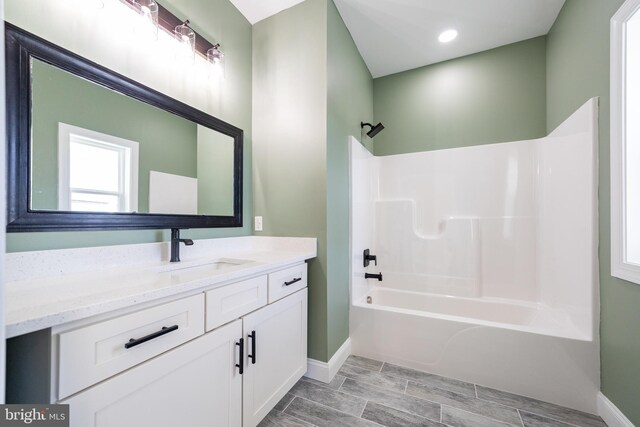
[363,249,377,267]
[365,272,383,281]
[170,228,194,262]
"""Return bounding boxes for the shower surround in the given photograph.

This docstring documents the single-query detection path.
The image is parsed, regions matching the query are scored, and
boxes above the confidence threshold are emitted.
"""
[349,99,599,413]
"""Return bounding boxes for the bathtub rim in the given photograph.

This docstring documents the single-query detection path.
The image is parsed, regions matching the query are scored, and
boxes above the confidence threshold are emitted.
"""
[353,288,593,342]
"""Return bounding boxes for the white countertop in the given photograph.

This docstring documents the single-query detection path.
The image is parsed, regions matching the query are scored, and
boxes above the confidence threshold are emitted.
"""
[5,236,317,338]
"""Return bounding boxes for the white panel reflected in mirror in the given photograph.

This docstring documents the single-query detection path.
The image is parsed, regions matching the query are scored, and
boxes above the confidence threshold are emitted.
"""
[612,0,640,284]
[148,171,197,215]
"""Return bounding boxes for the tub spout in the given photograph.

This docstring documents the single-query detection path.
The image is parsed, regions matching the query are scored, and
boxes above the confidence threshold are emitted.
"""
[365,272,383,281]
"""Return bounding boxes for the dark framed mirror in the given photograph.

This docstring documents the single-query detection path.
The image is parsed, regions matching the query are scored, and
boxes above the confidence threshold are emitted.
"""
[5,23,243,232]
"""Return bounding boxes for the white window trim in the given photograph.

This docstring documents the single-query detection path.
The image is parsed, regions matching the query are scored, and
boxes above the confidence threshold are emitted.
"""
[611,0,640,285]
[58,123,139,212]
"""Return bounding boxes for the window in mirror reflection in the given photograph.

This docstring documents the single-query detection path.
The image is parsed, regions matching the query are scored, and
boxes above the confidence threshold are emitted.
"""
[58,123,139,213]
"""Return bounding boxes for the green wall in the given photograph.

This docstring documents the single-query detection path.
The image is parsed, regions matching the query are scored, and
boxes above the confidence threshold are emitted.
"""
[5,0,253,252]
[31,59,198,213]
[253,0,373,362]
[326,0,373,358]
[546,1,640,424]
[15,6,640,413]
[252,0,329,361]
[197,126,234,216]
[373,36,547,156]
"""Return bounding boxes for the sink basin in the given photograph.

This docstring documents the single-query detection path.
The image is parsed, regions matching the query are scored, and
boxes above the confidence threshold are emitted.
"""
[154,258,254,275]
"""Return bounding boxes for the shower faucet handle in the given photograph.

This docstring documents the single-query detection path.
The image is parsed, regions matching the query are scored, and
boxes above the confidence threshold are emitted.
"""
[363,249,377,267]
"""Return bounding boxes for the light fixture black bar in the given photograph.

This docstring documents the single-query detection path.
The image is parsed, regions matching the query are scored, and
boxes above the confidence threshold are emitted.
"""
[121,0,217,57]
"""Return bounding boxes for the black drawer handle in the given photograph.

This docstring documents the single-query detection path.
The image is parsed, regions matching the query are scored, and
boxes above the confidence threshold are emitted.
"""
[248,331,256,364]
[284,277,302,286]
[124,325,179,349]
[236,338,244,375]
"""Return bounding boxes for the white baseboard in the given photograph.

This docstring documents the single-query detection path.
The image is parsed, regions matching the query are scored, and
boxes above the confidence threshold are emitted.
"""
[598,392,634,427]
[305,338,351,383]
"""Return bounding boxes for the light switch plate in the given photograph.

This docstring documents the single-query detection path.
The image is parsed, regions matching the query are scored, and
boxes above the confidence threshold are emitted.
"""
[254,216,263,231]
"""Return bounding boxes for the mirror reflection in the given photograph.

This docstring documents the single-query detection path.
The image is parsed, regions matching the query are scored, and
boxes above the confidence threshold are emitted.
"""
[30,58,234,216]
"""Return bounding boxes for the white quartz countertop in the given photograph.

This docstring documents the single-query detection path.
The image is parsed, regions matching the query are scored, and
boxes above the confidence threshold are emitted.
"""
[5,236,316,338]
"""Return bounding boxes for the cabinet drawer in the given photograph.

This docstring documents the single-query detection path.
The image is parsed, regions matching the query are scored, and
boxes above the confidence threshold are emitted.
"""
[60,320,242,427]
[205,276,267,332]
[58,294,204,399]
[267,263,307,303]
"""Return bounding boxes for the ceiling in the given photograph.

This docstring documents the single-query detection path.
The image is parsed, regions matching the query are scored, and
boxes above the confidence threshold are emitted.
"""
[230,0,565,78]
[229,0,306,24]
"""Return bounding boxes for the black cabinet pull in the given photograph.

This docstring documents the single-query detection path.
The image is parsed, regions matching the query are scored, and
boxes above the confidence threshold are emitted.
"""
[124,325,179,349]
[236,338,244,375]
[284,277,302,286]
[248,331,256,364]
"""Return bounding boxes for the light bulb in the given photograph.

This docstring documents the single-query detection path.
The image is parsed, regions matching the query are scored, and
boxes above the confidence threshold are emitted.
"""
[438,29,458,43]
[207,44,225,80]
[175,22,196,63]
[134,0,158,40]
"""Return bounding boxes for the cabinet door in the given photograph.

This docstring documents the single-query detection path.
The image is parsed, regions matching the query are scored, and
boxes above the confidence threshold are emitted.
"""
[242,288,308,427]
[61,319,243,427]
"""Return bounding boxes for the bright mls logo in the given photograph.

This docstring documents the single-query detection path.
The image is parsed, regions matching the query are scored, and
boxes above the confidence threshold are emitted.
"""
[0,405,69,426]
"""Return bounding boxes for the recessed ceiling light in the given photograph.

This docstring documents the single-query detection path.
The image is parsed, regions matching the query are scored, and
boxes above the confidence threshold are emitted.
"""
[438,29,458,43]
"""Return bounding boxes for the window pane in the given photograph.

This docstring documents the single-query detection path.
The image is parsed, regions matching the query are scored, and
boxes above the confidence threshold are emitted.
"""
[69,140,121,192]
[70,191,120,212]
[626,12,640,265]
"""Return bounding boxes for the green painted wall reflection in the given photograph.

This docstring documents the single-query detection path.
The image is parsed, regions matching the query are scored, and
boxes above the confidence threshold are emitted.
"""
[31,59,234,216]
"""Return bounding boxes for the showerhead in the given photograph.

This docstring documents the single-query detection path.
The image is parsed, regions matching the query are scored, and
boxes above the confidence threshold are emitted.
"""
[361,122,385,138]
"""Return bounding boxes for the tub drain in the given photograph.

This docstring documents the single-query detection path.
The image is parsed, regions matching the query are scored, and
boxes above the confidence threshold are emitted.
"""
[366,296,373,304]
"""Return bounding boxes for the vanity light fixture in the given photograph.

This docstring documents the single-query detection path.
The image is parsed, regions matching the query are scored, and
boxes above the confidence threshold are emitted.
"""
[175,20,196,63]
[121,0,227,75]
[438,29,458,43]
[207,44,225,80]
[133,0,159,39]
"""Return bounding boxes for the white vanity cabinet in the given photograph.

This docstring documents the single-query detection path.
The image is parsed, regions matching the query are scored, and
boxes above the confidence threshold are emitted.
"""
[242,288,307,426]
[61,319,243,427]
[38,262,309,427]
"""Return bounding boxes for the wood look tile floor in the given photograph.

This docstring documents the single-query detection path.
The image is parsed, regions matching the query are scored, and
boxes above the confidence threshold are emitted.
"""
[259,355,607,427]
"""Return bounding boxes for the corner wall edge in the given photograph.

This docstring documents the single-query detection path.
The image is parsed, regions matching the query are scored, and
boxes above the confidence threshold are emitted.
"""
[598,392,634,427]
[304,338,351,383]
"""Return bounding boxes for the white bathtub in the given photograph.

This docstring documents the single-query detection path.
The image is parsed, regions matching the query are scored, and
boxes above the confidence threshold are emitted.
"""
[348,100,600,413]
[350,288,600,413]
[358,288,590,341]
